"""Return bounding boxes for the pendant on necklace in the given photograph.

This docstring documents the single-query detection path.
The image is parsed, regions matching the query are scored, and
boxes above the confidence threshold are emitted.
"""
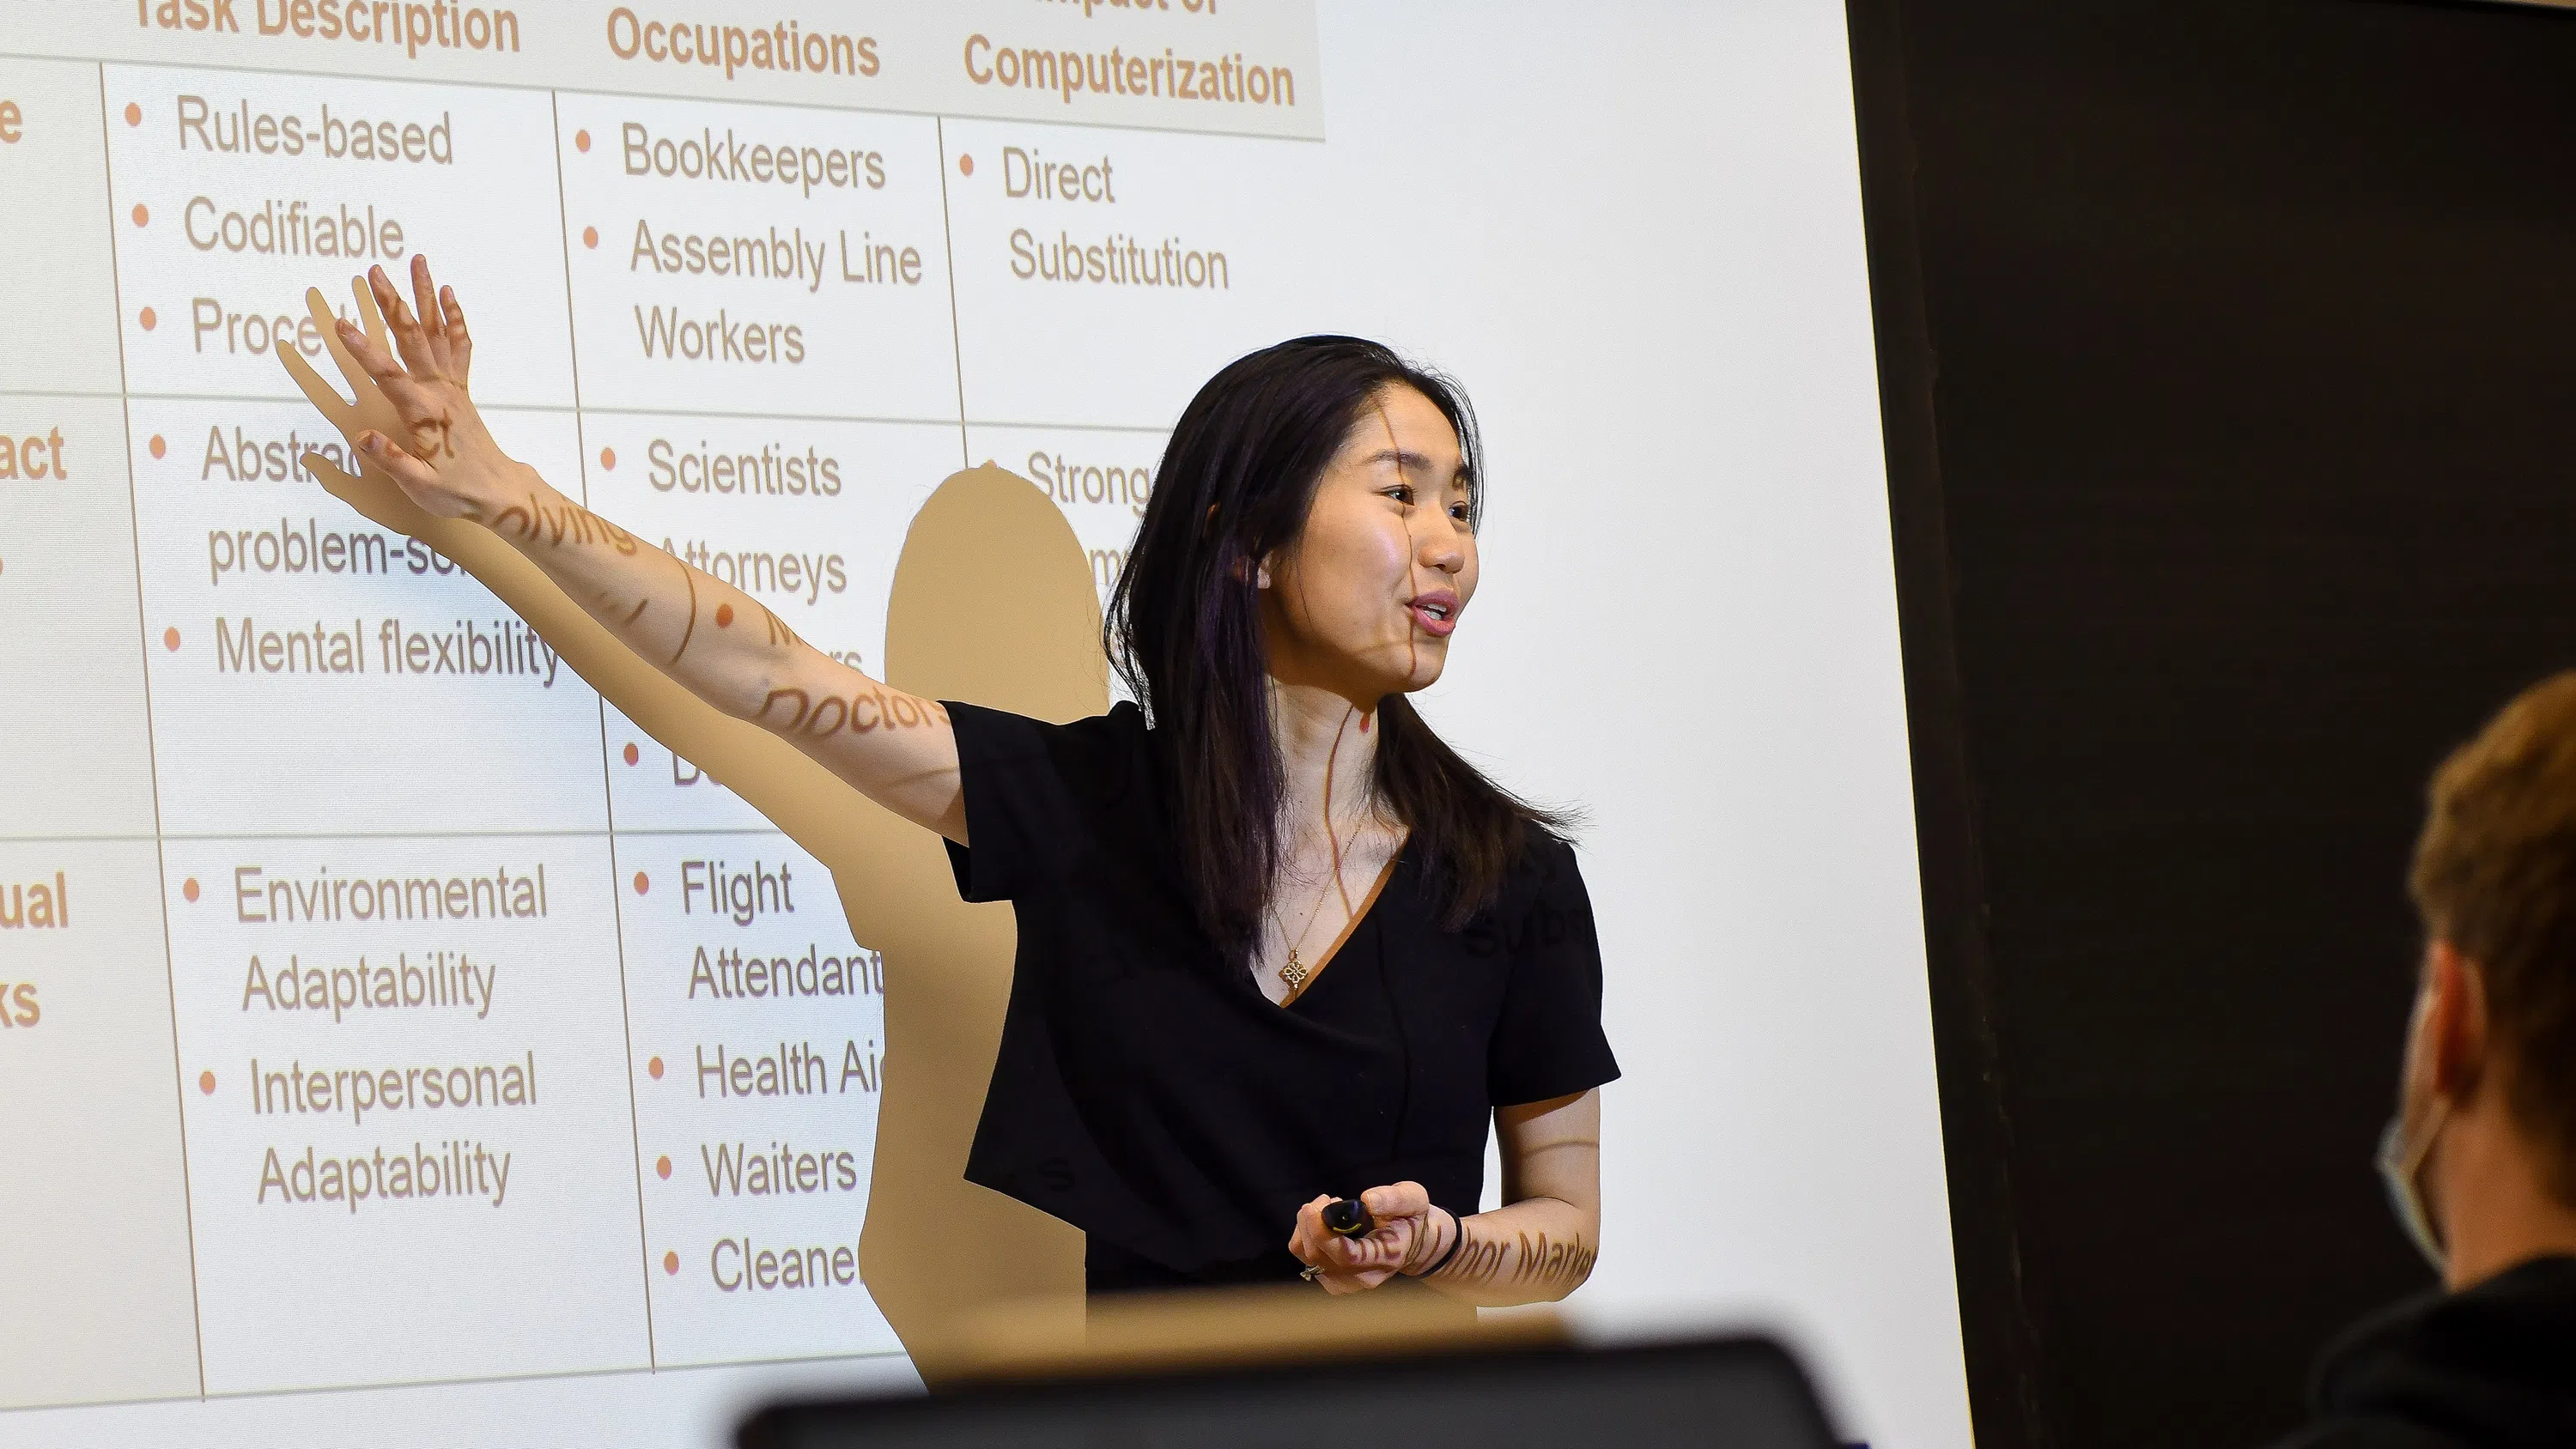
[1278,949,1309,992]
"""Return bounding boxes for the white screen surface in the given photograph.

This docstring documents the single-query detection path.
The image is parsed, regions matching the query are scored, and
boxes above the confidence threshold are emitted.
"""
[0,3,1967,1445]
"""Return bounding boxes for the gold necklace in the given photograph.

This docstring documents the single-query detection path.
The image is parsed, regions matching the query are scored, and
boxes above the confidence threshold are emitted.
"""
[1267,706,1373,997]
[1267,805,1369,995]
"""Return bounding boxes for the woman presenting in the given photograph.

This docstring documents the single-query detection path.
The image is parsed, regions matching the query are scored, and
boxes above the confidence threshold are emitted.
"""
[314,257,1617,1302]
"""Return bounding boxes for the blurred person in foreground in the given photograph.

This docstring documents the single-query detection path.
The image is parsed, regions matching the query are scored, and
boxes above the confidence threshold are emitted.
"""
[2273,673,2576,1448]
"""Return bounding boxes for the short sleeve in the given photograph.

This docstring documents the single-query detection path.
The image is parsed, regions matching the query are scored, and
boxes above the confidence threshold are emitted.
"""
[941,701,1142,903]
[1486,836,1621,1107]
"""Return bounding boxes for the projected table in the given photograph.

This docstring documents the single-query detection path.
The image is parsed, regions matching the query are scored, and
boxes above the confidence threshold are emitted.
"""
[0,3,1321,1411]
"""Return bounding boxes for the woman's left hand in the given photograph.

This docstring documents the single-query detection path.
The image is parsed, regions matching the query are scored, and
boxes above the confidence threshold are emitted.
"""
[1289,1181,1447,1294]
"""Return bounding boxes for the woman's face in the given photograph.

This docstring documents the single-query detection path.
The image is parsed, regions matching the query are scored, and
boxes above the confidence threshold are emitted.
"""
[1258,384,1479,702]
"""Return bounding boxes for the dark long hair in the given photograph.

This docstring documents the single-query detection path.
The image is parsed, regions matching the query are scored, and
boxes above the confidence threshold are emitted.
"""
[1104,336,1572,967]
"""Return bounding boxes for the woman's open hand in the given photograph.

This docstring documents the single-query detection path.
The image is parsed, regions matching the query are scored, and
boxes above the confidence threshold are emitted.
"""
[1288,1181,1450,1294]
[279,256,519,530]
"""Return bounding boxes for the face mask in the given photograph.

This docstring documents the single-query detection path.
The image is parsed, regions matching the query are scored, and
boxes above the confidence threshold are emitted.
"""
[2370,967,2452,1276]
[2375,973,2456,1276]
[2375,1100,2451,1276]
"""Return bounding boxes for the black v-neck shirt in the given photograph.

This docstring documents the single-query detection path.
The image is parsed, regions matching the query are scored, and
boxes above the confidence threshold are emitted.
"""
[941,700,1620,1289]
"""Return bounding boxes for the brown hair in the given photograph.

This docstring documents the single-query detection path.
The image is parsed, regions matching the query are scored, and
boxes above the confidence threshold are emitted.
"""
[2409,670,2576,1202]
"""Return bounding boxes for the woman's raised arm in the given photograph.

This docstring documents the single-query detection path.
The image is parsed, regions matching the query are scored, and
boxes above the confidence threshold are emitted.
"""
[293,258,967,844]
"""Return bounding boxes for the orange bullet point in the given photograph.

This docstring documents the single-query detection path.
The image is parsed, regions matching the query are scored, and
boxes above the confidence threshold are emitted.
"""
[575,129,591,152]
[663,1251,679,1275]
[138,306,156,330]
[623,742,641,766]
[162,626,179,652]
[655,1155,671,1179]
[647,1056,665,1079]
[182,877,200,902]
[131,203,149,227]
[125,102,142,126]
[598,446,616,470]
[583,226,598,248]
[198,1070,216,1094]
[714,603,734,628]
[633,870,648,894]
[958,154,974,176]
[149,434,167,458]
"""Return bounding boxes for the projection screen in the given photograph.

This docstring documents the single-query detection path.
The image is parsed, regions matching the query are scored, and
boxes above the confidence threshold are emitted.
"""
[0,3,1967,1445]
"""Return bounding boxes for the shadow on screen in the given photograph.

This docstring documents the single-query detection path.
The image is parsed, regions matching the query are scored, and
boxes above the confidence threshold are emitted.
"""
[736,1336,1839,1449]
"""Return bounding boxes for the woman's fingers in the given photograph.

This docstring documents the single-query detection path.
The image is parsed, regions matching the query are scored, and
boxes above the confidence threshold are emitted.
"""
[1289,1194,1332,1266]
[320,275,463,453]
[318,306,441,441]
[372,264,445,381]
[1360,1181,1431,1222]
[1291,1192,1421,1291]
[1346,1224,1410,1271]
[365,264,409,334]
[1291,1195,1372,1271]
[440,285,472,384]
[330,315,422,415]
[410,254,443,352]
[315,282,404,395]
[1317,1264,1395,1296]
[355,430,443,500]
[410,255,472,381]
[369,264,439,378]
[350,272,391,356]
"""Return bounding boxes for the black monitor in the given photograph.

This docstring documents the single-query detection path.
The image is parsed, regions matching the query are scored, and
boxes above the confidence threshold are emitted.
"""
[738,1337,1840,1449]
